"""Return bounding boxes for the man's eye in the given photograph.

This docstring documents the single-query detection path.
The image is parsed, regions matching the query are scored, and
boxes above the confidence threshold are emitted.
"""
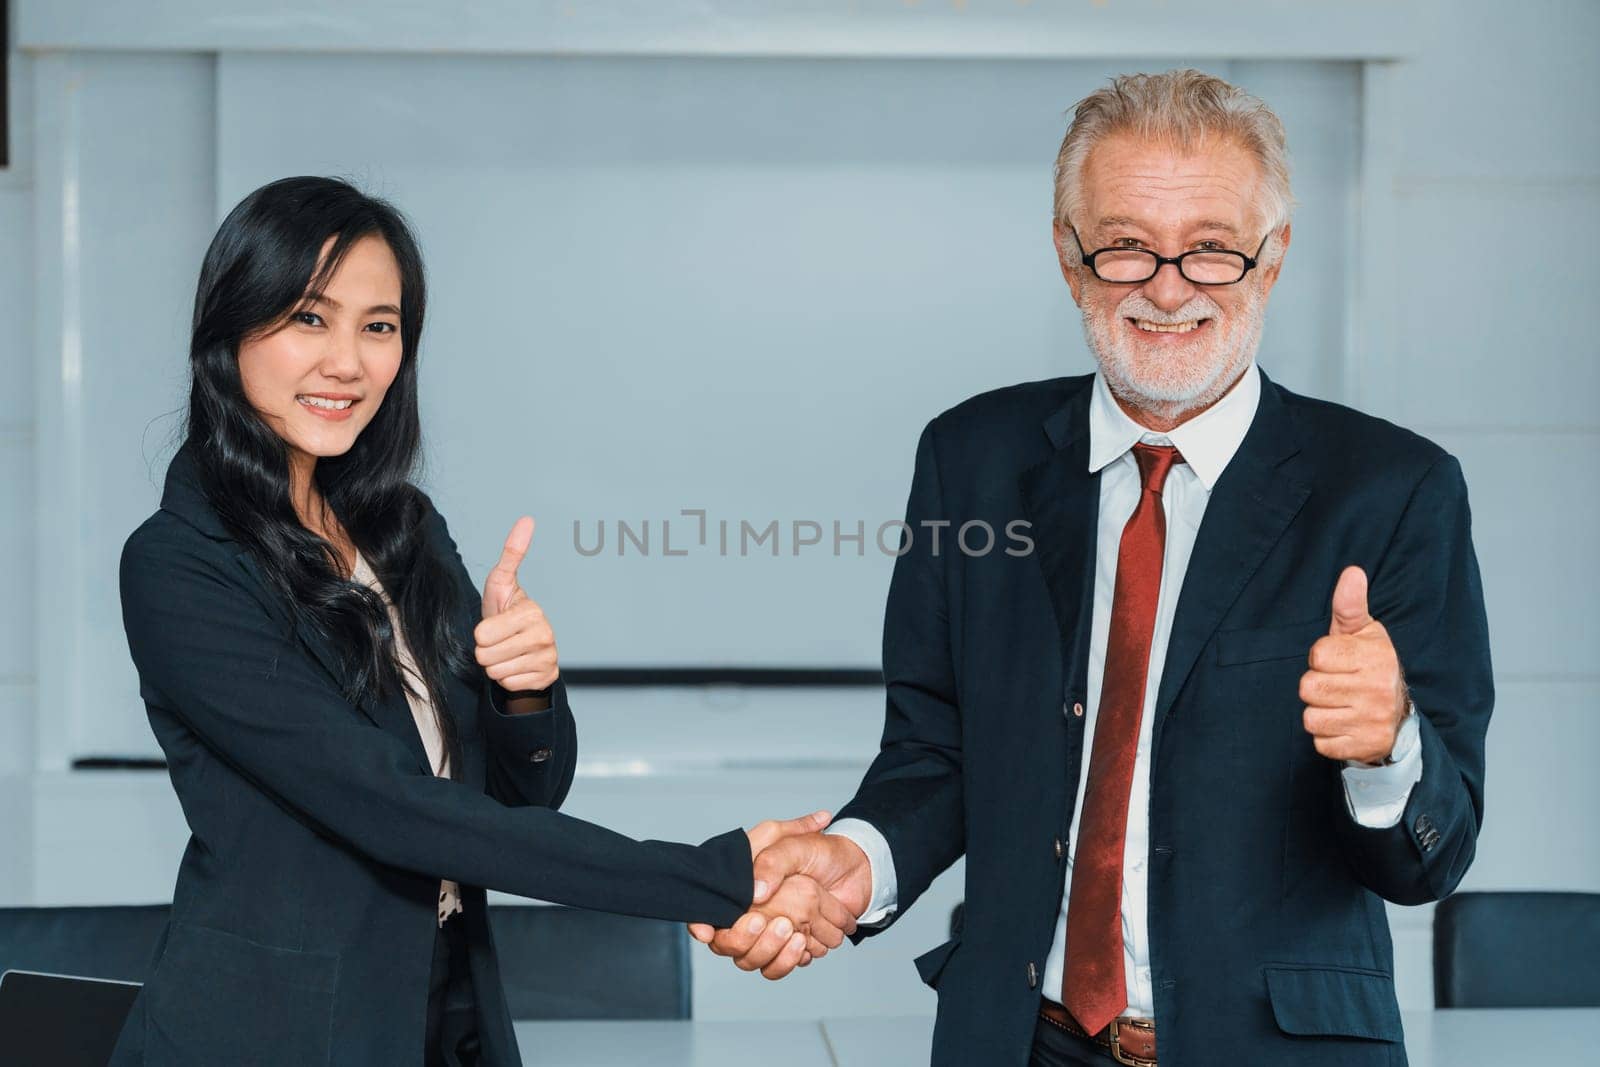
[1113,238,1145,248]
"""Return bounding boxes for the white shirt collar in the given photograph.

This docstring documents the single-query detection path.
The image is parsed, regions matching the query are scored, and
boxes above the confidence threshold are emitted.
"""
[1086,362,1262,491]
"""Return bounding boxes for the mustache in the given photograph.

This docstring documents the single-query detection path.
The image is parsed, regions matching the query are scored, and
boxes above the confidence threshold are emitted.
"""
[1114,293,1223,324]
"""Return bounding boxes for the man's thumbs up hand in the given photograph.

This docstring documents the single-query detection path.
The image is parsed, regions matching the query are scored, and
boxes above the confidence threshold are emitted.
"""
[474,517,559,699]
[1300,565,1410,766]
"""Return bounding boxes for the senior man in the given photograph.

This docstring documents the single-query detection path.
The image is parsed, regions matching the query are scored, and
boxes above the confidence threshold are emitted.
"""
[696,69,1492,1066]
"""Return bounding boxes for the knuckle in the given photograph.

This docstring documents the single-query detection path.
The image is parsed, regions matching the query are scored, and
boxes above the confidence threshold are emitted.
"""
[1308,637,1332,669]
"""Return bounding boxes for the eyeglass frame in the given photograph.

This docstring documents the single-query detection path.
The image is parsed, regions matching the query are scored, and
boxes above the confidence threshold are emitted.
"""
[1067,225,1273,286]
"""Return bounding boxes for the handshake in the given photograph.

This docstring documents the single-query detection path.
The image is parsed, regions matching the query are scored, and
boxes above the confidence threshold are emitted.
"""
[688,811,874,979]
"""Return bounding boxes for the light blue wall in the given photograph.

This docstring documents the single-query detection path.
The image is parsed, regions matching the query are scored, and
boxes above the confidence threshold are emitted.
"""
[1362,0,1600,1012]
[0,0,1594,1019]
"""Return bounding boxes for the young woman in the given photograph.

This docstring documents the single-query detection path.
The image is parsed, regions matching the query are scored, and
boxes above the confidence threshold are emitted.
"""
[111,176,852,1066]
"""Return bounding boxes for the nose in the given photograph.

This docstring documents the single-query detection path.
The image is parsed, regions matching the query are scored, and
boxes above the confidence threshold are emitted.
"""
[319,326,362,379]
[1140,259,1198,313]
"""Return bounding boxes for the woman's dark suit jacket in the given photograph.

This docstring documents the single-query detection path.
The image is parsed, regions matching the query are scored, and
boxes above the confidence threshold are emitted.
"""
[109,440,754,1065]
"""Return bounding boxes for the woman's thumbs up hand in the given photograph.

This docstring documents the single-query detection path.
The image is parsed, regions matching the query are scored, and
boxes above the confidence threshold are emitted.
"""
[474,516,559,698]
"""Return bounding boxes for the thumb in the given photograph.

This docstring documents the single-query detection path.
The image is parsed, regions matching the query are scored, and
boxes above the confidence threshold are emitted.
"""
[483,516,535,616]
[1329,565,1373,636]
[750,809,831,855]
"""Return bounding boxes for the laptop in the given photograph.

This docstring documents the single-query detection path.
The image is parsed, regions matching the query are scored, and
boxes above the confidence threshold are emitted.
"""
[0,969,142,1067]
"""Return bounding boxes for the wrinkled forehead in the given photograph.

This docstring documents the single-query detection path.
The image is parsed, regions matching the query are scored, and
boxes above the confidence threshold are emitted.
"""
[1078,131,1267,239]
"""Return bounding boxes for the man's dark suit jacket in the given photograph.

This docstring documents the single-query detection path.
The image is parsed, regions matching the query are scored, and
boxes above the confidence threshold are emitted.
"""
[110,439,753,1066]
[835,370,1492,1066]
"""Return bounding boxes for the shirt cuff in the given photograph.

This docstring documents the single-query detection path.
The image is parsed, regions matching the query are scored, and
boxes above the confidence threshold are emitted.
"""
[824,818,899,926]
[1341,705,1424,829]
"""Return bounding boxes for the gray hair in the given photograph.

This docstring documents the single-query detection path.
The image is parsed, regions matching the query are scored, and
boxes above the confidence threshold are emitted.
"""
[1053,69,1295,266]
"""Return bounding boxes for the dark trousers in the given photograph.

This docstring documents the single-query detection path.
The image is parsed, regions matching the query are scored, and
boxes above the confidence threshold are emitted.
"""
[1028,1011,1116,1067]
[425,915,482,1067]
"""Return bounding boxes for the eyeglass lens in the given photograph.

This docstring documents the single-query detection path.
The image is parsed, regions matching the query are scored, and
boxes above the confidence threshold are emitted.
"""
[1094,249,1247,284]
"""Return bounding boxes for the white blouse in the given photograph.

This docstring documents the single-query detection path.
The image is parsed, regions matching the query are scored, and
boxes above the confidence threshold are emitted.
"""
[350,550,464,928]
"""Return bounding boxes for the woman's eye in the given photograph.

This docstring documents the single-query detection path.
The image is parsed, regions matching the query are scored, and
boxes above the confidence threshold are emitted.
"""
[365,322,397,335]
[293,311,323,327]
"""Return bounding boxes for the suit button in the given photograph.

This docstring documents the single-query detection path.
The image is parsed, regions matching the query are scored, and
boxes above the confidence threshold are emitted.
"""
[1072,702,1084,717]
[1027,962,1039,989]
[1054,838,1065,861]
[529,747,553,764]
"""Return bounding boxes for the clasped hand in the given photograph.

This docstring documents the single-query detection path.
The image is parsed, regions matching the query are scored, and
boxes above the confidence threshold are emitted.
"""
[691,811,875,980]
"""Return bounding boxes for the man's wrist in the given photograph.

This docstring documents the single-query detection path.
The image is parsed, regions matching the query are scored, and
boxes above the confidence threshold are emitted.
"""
[1377,698,1416,766]
[824,819,896,923]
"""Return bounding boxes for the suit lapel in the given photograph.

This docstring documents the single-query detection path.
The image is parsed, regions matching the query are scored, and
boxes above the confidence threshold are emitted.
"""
[1018,382,1101,698]
[232,548,435,774]
[1149,375,1310,758]
[157,441,436,772]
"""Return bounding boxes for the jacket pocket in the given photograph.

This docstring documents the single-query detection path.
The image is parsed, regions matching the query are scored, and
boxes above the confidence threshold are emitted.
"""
[143,920,340,1066]
[914,936,961,990]
[1263,963,1403,1042]
[1216,618,1329,666]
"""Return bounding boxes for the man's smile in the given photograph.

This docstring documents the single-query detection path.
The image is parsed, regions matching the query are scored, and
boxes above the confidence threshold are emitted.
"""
[1126,316,1214,337]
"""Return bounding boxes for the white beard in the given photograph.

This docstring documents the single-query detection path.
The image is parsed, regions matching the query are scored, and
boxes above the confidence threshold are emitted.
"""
[1081,278,1268,419]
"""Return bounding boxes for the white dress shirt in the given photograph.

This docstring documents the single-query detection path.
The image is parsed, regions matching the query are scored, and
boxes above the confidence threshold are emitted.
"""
[830,362,1423,1016]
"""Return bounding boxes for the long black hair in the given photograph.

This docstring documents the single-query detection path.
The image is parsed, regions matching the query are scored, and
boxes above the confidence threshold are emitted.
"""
[184,175,473,777]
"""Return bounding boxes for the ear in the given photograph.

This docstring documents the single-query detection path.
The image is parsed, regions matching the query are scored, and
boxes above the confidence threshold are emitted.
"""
[1052,219,1085,307]
[1259,221,1292,294]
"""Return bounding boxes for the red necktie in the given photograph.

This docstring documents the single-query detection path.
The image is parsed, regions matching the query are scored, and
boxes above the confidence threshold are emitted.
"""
[1062,442,1184,1034]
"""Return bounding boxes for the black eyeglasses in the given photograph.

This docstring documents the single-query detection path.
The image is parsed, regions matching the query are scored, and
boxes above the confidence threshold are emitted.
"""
[1069,227,1271,286]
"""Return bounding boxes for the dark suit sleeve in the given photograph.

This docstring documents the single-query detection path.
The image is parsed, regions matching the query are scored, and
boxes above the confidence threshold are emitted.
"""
[834,420,966,936]
[483,677,579,810]
[1332,453,1493,905]
[119,527,752,929]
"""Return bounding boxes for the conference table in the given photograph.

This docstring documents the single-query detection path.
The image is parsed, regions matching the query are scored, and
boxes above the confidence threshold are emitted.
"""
[516,1008,1600,1065]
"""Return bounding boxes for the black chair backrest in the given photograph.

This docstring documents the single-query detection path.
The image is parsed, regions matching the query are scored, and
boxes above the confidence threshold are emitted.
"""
[0,904,691,1020]
[0,905,171,984]
[1434,891,1600,1008]
[488,905,691,1020]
